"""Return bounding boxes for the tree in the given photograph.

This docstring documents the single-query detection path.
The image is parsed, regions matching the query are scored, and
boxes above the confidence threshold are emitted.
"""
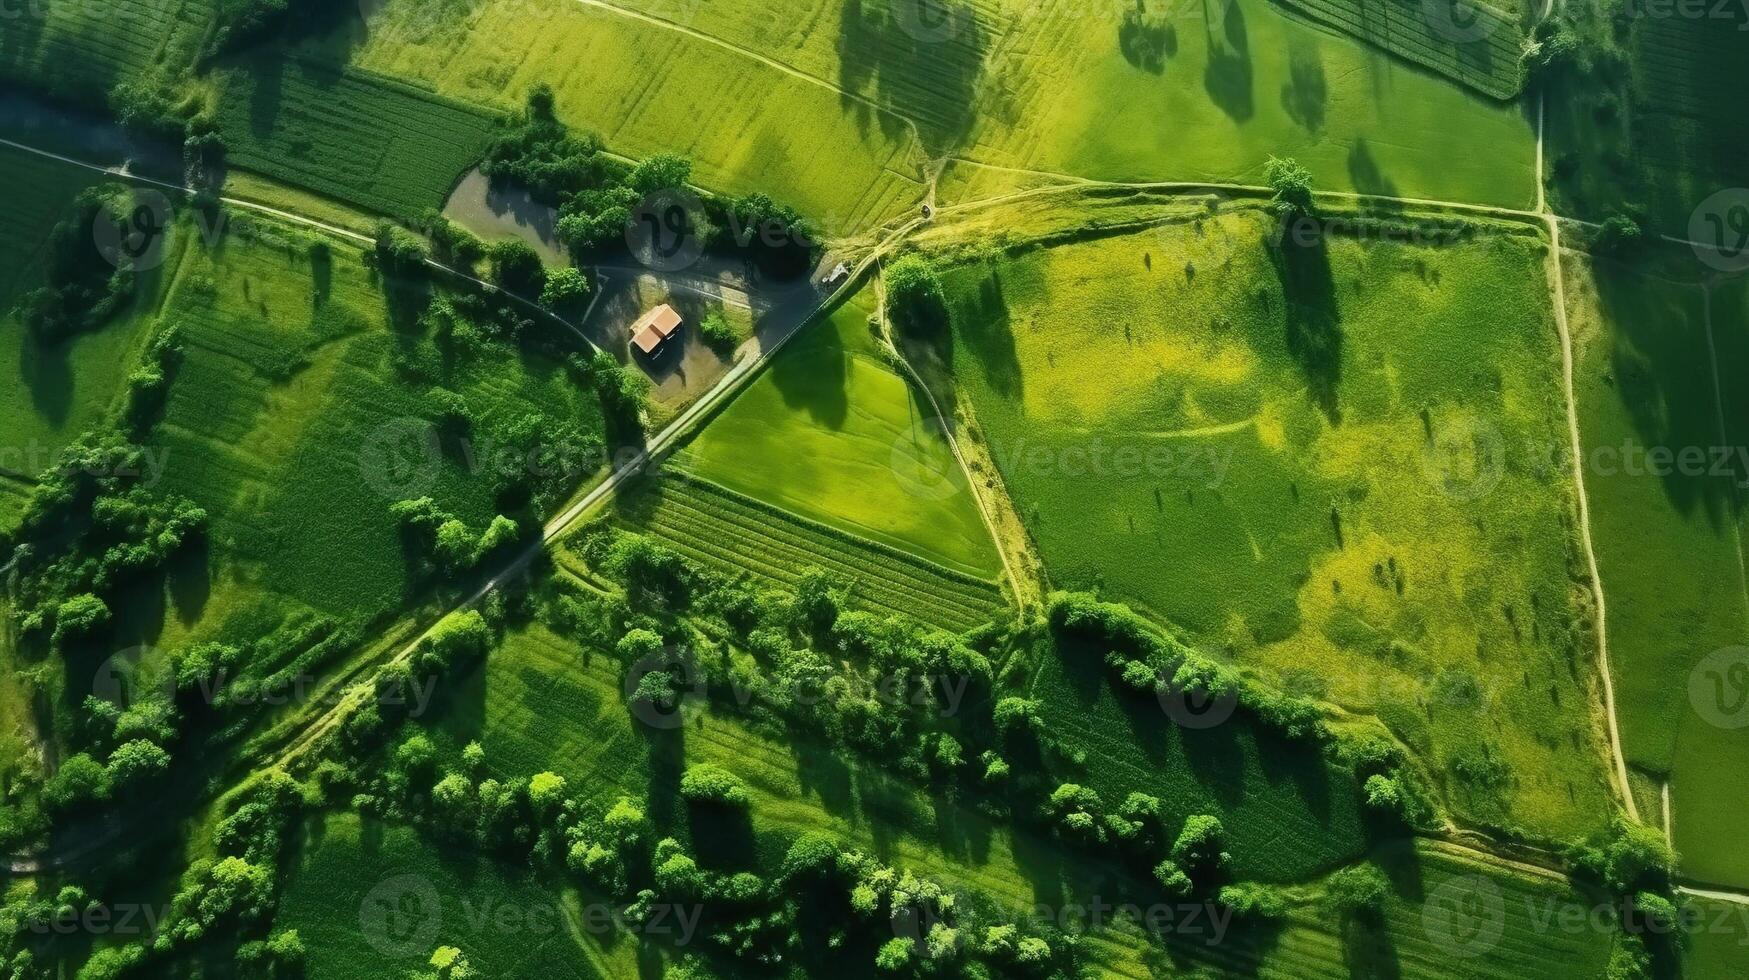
[52,593,112,648]
[1594,211,1647,258]
[1263,156,1317,222]
[885,255,947,335]
[529,771,567,815]
[698,309,738,353]
[1219,882,1287,919]
[1326,864,1389,919]
[106,739,171,791]
[627,153,693,195]
[488,239,546,297]
[680,763,750,807]
[43,753,112,813]
[1171,814,1230,880]
[875,937,914,972]
[374,220,430,275]
[540,267,592,314]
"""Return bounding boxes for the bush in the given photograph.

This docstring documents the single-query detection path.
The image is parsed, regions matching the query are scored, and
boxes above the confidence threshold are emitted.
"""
[679,764,750,807]
[698,309,738,353]
[885,255,947,336]
[1325,864,1389,919]
[540,267,592,314]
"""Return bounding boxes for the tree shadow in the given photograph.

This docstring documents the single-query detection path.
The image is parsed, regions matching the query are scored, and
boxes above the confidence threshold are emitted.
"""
[643,725,686,837]
[1202,0,1254,124]
[769,331,850,430]
[1267,233,1342,422]
[835,0,989,156]
[1347,140,1400,201]
[954,265,1023,400]
[1340,914,1403,980]
[1591,264,1741,531]
[19,334,73,428]
[166,535,212,627]
[1280,40,1327,134]
[1119,0,1178,74]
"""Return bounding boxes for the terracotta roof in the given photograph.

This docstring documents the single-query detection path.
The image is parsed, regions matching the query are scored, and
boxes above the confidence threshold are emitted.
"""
[630,304,682,355]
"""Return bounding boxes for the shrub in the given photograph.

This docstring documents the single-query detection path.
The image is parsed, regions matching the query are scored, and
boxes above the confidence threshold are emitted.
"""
[885,255,947,336]
[1325,864,1389,918]
[680,764,750,807]
[698,309,738,353]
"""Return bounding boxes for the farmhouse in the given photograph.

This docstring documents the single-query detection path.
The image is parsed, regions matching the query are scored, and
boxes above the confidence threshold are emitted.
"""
[630,304,683,356]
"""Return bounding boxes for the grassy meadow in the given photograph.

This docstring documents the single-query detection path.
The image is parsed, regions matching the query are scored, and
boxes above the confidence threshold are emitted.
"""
[1030,615,1371,882]
[0,147,171,479]
[1176,841,1615,979]
[938,212,1612,840]
[674,289,1003,580]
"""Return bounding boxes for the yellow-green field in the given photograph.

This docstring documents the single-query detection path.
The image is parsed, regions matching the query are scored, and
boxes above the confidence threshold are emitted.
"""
[674,289,1002,578]
[940,211,1613,840]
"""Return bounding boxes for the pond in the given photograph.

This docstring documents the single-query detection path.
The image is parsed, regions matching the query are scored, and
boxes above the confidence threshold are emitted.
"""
[441,167,568,266]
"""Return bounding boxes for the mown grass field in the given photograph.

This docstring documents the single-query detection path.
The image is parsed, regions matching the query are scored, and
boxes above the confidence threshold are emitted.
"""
[213,55,499,221]
[0,147,171,480]
[609,470,1006,632]
[1683,896,1749,980]
[941,213,1612,840]
[279,811,623,979]
[674,289,1002,579]
[1564,255,1749,887]
[133,212,605,652]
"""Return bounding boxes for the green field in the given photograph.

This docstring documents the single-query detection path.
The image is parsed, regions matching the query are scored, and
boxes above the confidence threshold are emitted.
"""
[609,470,1006,632]
[0,147,169,479]
[674,289,1002,579]
[1269,0,1527,99]
[0,0,209,105]
[940,213,1612,840]
[414,613,1166,960]
[338,0,1535,238]
[279,811,623,979]
[213,55,499,221]
[141,219,605,634]
[1546,4,1749,233]
[1030,613,1370,882]
[1566,255,1749,888]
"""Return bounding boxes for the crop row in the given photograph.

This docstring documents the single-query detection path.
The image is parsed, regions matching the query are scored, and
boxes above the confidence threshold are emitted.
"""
[1271,0,1524,99]
[623,472,1005,631]
[218,56,497,220]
